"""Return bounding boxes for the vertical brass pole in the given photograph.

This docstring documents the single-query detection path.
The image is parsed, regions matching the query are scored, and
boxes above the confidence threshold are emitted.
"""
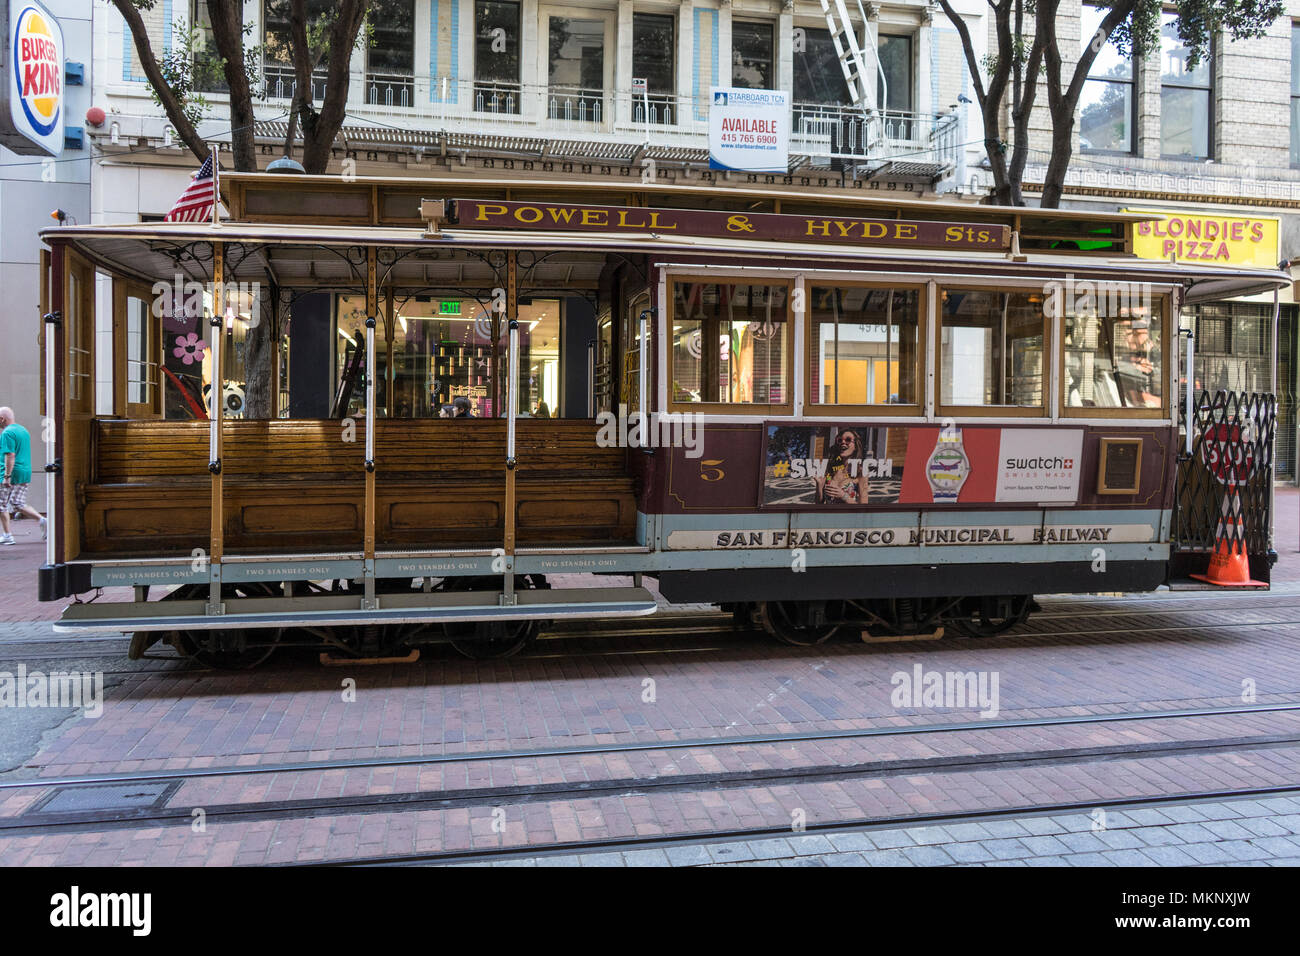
[504,252,518,604]
[208,242,225,612]
[364,247,378,609]
[384,285,396,418]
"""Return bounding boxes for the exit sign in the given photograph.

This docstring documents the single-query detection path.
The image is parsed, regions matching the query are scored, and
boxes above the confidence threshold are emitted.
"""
[439,300,461,316]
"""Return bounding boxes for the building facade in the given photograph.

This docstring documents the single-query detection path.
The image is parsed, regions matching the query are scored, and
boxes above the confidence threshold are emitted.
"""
[1015,2,1300,479]
[0,0,92,512]
[11,0,1300,514]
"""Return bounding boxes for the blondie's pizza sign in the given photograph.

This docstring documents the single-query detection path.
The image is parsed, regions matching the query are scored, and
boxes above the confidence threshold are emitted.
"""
[450,200,1011,251]
[1127,208,1279,268]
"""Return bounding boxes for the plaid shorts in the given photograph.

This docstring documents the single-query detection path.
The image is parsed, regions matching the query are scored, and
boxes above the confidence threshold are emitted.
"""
[0,482,29,511]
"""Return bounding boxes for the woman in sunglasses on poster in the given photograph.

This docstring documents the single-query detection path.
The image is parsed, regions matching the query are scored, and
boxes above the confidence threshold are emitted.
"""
[816,428,865,504]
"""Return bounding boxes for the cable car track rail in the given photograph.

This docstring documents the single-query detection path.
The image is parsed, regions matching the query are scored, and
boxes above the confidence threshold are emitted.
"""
[4,698,1300,794]
[321,783,1300,868]
[5,725,1300,835]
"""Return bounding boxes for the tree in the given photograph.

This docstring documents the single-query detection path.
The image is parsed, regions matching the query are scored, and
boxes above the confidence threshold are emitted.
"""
[112,0,370,417]
[936,0,1284,207]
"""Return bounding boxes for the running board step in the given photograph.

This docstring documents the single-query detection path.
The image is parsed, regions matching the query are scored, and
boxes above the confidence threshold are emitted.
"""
[54,587,659,633]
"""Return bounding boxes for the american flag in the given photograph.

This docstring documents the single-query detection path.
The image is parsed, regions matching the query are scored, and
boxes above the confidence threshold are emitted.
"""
[165,154,216,223]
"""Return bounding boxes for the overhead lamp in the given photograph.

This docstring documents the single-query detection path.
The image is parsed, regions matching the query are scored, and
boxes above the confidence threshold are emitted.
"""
[267,155,306,174]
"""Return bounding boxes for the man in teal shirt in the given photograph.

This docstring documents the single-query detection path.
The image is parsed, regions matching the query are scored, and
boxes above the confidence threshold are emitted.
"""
[0,406,45,545]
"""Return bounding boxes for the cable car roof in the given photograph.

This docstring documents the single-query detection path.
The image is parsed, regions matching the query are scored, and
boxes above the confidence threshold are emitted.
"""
[41,218,1288,304]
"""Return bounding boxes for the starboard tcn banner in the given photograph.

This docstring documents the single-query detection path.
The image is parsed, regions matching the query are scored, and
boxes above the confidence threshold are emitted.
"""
[708,87,788,173]
[0,0,64,156]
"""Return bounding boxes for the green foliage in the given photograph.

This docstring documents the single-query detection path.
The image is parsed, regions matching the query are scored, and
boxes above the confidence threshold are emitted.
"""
[1105,0,1283,71]
[149,18,262,128]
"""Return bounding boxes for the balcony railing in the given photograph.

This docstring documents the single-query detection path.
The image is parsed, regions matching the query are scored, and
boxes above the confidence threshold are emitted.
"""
[366,72,415,109]
[547,86,605,124]
[473,81,521,115]
[262,63,328,103]
[249,75,959,174]
[630,92,677,126]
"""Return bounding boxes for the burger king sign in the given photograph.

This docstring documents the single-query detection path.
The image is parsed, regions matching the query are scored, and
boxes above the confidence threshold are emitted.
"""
[0,0,63,156]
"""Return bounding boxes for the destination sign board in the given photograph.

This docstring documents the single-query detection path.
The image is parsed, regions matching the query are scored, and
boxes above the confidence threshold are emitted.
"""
[448,200,1012,251]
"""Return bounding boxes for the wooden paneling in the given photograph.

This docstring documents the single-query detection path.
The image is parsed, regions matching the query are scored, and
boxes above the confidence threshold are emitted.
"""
[80,419,636,555]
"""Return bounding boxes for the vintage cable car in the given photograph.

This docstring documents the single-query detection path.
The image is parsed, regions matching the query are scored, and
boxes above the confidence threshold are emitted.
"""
[36,174,1282,663]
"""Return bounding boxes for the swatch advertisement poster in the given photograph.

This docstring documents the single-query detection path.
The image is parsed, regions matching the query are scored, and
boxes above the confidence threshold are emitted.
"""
[708,87,789,173]
[761,424,1084,506]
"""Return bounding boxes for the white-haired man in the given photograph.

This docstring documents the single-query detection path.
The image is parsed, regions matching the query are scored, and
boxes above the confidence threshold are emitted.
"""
[0,407,45,544]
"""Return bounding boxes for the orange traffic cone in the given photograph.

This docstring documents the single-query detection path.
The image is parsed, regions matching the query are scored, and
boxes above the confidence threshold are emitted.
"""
[1190,510,1266,588]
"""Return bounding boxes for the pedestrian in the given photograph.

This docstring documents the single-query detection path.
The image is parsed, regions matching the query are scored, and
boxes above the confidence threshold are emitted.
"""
[0,406,45,545]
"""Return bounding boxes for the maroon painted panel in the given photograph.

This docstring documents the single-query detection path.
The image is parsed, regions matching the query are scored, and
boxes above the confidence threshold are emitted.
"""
[647,422,1175,515]
[453,200,1011,251]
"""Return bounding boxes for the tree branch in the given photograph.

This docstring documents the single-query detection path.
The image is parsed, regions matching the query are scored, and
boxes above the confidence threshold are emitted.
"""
[110,0,209,164]
[205,0,257,171]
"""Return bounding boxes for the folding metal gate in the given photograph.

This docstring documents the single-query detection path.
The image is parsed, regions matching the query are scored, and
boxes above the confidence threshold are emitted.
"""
[1173,390,1276,580]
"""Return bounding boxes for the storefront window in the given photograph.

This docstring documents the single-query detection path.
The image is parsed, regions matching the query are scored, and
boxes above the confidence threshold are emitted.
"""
[366,0,416,107]
[940,289,1046,410]
[548,17,606,122]
[334,295,560,419]
[671,282,788,407]
[732,21,774,89]
[475,0,521,114]
[794,27,851,106]
[1161,11,1213,159]
[1064,296,1163,410]
[877,34,912,112]
[1080,3,1135,153]
[809,286,919,407]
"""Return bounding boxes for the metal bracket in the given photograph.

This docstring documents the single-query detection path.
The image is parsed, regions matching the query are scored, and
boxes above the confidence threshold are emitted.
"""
[43,459,62,474]
[42,310,61,327]
[208,459,222,474]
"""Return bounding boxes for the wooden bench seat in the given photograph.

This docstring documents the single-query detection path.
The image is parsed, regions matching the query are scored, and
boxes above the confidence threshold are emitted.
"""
[81,419,638,555]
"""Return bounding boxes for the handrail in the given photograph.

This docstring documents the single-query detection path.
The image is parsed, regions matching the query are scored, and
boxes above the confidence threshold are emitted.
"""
[42,308,57,568]
[638,310,649,427]
[1183,326,1195,458]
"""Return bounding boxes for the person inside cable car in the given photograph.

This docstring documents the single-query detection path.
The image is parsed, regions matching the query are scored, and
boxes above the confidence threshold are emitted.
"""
[1115,317,1161,407]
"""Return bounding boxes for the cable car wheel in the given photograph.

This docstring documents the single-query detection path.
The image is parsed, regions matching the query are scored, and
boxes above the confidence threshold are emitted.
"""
[439,574,547,659]
[947,595,1034,639]
[153,582,284,668]
[446,618,541,660]
[756,601,842,646]
[170,627,284,669]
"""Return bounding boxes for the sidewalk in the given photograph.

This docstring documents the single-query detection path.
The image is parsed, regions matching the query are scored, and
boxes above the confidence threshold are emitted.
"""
[455,794,1300,867]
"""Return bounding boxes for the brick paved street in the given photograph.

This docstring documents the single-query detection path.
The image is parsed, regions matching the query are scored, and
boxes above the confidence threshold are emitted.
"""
[2,491,1300,866]
[459,794,1300,867]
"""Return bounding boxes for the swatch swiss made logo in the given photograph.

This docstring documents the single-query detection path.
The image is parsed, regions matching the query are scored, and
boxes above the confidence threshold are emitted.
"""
[7,1,63,155]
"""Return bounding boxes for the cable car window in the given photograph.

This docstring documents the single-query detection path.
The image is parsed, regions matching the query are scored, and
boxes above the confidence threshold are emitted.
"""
[670,282,789,408]
[126,295,153,407]
[808,286,920,408]
[1064,297,1163,410]
[939,289,1046,412]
